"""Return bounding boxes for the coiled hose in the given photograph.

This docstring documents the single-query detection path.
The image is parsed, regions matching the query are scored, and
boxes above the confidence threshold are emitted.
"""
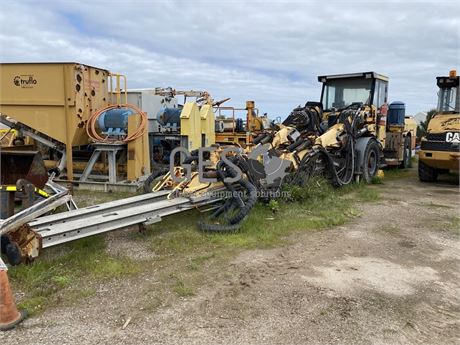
[86,104,148,143]
[286,106,361,187]
[198,158,258,233]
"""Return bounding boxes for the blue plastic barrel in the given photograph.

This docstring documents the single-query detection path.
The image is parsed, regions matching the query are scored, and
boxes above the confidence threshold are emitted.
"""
[388,101,405,126]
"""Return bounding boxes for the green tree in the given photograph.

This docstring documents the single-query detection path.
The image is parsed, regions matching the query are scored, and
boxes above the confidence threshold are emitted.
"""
[417,109,437,139]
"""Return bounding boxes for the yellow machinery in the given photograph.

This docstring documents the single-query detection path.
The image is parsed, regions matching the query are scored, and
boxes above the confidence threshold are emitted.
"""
[0,63,215,186]
[0,128,20,146]
[215,101,271,147]
[418,70,460,181]
[141,72,422,232]
[316,72,416,170]
[0,63,110,180]
[0,70,438,264]
[153,87,215,149]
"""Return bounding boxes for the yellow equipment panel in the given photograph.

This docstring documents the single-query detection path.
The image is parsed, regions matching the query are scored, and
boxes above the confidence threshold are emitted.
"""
[0,62,109,146]
[200,104,215,147]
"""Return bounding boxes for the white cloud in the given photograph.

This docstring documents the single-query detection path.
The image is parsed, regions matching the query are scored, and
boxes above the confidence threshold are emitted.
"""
[1,0,459,116]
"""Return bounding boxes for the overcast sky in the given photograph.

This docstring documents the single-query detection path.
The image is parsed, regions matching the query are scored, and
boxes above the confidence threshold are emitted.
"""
[1,0,458,118]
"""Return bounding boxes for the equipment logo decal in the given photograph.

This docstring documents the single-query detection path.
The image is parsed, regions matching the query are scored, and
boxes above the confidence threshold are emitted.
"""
[446,132,460,143]
[13,75,38,88]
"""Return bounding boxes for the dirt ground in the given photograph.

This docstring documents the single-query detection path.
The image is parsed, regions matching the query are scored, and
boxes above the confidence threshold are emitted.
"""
[2,169,459,345]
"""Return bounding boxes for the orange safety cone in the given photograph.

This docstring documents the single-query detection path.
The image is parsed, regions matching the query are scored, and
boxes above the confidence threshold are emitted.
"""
[0,258,26,331]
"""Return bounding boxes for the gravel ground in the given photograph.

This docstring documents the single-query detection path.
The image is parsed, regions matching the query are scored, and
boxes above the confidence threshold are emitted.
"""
[2,170,459,345]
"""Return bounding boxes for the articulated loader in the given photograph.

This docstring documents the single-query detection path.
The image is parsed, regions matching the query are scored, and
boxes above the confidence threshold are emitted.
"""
[418,70,460,182]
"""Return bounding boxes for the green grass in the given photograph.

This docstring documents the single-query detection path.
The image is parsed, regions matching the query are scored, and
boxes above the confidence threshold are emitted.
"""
[9,235,139,315]
[381,166,413,180]
[73,190,135,208]
[141,177,379,251]
[7,177,381,315]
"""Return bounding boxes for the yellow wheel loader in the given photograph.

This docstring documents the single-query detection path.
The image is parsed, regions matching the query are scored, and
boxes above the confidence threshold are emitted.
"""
[418,70,460,182]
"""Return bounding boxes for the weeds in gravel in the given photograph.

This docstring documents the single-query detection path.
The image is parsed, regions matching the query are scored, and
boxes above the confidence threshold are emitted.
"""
[188,254,216,271]
[172,276,195,297]
[8,235,139,315]
[445,216,460,234]
[419,201,454,209]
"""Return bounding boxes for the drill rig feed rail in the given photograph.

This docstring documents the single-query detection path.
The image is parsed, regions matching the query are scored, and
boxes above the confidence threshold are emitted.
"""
[30,191,221,253]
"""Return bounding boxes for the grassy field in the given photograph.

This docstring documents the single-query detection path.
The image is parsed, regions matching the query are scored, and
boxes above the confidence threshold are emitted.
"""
[7,176,383,315]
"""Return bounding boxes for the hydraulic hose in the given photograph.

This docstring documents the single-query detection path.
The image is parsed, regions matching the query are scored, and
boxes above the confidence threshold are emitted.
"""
[198,158,258,233]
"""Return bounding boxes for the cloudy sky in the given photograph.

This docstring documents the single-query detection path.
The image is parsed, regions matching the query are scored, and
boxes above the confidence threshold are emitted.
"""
[1,0,458,118]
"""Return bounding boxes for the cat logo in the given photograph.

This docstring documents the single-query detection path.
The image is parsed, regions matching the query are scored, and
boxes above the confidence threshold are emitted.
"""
[446,132,460,143]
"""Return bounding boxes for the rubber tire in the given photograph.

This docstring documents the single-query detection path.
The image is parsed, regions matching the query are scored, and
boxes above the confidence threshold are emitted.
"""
[400,136,412,169]
[418,160,438,182]
[0,235,11,254]
[362,139,380,183]
[5,242,22,266]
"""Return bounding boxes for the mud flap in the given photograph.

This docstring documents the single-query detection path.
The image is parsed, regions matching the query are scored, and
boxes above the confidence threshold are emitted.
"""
[354,137,385,176]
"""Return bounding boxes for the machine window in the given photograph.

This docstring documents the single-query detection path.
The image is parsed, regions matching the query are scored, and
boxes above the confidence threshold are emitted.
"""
[437,86,459,112]
[322,78,372,110]
[375,80,388,108]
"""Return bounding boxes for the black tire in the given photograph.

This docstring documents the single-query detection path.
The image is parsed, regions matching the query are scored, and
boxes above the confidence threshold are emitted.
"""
[362,139,380,183]
[400,136,412,168]
[0,235,11,254]
[5,242,22,266]
[418,160,438,182]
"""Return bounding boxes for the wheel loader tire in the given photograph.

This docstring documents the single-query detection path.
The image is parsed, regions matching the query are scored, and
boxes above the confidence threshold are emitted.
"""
[401,136,412,169]
[362,139,380,183]
[418,160,438,182]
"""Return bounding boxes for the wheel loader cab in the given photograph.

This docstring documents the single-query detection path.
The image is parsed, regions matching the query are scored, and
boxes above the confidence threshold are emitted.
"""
[315,71,416,177]
[436,73,459,113]
[318,72,388,112]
